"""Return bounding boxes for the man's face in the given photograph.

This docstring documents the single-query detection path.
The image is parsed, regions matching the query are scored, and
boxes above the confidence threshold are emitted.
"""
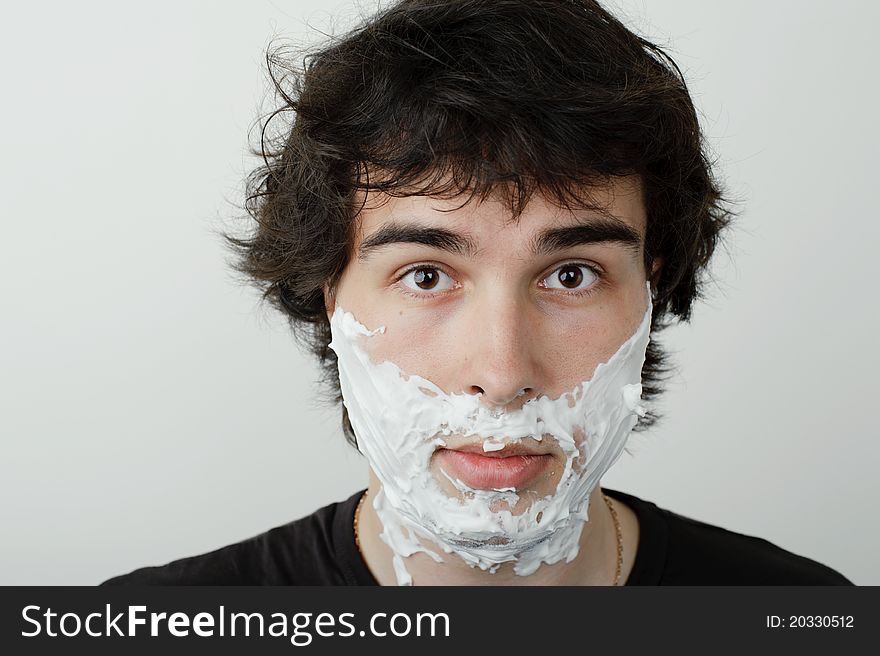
[327,175,651,510]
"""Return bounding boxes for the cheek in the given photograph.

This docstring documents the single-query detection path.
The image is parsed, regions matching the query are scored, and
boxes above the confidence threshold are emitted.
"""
[358,312,460,380]
[537,311,631,384]
[546,342,603,390]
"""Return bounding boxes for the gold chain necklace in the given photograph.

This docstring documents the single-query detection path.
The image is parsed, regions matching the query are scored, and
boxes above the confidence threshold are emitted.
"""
[353,490,623,585]
[353,489,367,551]
[603,492,623,586]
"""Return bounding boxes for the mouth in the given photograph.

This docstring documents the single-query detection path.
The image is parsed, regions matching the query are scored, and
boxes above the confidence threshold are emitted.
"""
[433,440,554,490]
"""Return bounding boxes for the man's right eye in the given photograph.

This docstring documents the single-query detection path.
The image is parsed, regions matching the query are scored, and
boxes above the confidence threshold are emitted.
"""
[398,266,457,294]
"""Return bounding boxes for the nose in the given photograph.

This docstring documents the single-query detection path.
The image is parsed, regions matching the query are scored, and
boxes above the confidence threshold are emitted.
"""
[458,292,542,410]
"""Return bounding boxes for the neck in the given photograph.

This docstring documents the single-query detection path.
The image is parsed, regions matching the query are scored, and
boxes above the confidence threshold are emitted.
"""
[356,469,634,586]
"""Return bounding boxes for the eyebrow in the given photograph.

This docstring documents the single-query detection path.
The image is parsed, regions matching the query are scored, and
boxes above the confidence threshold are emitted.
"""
[358,223,478,259]
[357,216,642,260]
[532,217,642,257]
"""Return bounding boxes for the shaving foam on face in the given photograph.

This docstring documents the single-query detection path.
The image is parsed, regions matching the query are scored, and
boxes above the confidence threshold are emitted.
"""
[328,282,653,585]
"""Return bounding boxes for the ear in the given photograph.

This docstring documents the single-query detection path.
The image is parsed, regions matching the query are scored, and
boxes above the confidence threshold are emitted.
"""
[649,257,663,293]
[323,282,335,322]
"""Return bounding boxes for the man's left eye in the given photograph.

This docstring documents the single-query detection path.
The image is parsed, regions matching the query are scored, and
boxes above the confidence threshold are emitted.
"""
[541,264,598,291]
[400,266,456,293]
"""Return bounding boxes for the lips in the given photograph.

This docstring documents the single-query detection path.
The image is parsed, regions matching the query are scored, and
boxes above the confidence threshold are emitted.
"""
[434,444,553,490]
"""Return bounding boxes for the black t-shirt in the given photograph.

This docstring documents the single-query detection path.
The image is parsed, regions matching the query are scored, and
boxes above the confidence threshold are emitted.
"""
[100,487,853,585]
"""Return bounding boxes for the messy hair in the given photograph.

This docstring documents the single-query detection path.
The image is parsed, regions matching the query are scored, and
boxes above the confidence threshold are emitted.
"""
[223,0,734,449]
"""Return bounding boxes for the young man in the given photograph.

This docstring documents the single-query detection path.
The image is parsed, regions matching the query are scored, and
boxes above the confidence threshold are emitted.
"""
[102,0,851,585]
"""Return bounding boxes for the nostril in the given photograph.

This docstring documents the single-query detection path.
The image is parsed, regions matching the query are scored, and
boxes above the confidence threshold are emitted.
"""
[474,387,536,411]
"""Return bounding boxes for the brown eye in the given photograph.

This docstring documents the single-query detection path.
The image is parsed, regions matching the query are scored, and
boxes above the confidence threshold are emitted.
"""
[413,268,439,289]
[541,263,598,291]
[557,265,583,288]
[400,266,456,294]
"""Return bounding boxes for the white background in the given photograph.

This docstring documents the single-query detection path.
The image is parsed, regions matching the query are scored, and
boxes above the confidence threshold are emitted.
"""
[1,1,876,584]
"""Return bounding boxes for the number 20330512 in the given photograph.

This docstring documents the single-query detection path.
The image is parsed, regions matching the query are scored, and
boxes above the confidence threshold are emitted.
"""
[766,615,854,629]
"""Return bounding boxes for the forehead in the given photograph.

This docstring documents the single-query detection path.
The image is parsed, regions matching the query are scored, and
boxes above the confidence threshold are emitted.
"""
[352,175,647,246]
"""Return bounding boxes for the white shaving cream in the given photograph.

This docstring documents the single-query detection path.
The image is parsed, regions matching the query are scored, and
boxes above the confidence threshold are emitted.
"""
[328,281,653,585]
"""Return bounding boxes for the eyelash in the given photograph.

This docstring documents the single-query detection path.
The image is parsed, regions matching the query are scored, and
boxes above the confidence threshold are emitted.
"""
[538,262,605,297]
[393,262,605,300]
[393,263,457,299]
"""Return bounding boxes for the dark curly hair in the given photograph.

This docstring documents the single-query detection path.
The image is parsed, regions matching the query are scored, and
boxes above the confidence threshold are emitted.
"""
[223,0,734,449]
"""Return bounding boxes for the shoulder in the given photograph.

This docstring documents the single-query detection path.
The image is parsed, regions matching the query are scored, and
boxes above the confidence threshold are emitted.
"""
[657,504,853,585]
[99,492,360,586]
[605,487,853,585]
